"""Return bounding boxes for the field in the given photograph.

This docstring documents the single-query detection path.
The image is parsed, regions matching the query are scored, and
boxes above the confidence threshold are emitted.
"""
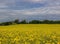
[0,24,60,44]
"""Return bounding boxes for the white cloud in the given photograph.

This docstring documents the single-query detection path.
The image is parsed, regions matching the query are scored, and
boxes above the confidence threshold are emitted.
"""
[0,5,60,16]
[0,6,60,21]
[0,16,8,19]
[0,0,60,9]
[24,0,46,3]
[0,0,60,20]
[0,0,16,8]
[0,2,7,8]
[11,6,60,15]
[24,0,60,7]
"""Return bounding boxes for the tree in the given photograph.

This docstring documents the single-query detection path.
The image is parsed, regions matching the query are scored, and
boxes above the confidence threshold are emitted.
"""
[14,19,19,24]
[43,20,49,24]
[20,20,27,24]
[29,20,40,24]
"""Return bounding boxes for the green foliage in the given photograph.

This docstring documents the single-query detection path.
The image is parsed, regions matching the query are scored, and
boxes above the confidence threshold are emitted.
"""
[14,19,19,24]
[29,20,60,24]
[29,20,40,24]
[0,19,60,26]
[19,20,28,24]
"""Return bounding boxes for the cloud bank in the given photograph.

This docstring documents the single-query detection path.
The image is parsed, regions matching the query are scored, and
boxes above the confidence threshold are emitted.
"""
[0,0,60,22]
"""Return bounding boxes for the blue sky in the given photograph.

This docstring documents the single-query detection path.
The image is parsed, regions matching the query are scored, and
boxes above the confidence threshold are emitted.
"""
[0,0,60,22]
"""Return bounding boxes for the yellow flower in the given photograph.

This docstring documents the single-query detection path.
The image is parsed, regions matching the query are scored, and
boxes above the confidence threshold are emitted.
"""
[57,42,60,44]
[45,43,51,44]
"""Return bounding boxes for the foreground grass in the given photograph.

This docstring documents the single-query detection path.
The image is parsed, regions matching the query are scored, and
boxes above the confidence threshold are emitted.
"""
[0,24,60,44]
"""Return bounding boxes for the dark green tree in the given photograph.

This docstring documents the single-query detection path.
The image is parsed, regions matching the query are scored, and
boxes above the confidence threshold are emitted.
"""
[29,20,40,24]
[14,19,19,24]
[20,20,27,24]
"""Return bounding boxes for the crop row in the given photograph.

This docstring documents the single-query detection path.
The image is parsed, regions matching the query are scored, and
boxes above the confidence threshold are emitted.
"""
[0,31,60,44]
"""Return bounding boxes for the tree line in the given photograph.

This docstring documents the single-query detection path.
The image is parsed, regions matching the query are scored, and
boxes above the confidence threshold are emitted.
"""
[0,19,60,26]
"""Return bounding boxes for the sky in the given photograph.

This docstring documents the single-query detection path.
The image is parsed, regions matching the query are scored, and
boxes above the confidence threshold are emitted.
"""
[0,0,60,22]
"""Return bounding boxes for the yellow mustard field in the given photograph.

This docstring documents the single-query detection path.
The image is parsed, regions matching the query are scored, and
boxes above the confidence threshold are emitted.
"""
[0,24,60,44]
